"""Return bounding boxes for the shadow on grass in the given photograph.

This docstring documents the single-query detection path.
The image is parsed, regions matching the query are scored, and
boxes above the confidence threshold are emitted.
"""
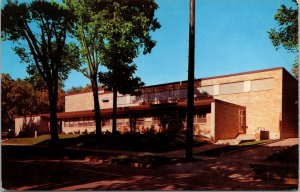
[251,145,298,182]
[195,140,271,157]
[2,133,209,163]
[2,144,298,190]
[36,133,209,153]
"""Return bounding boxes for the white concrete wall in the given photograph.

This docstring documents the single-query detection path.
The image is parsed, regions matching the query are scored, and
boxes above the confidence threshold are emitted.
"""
[15,116,41,136]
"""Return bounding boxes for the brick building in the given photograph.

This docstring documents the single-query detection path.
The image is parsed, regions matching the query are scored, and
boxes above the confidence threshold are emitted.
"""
[15,67,298,142]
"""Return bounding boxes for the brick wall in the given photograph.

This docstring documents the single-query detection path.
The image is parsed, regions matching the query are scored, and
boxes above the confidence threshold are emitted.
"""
[65,92,114,112]
[281,69,298,138]
[62,68,297,140]
[202,69,283,139]
[213,100,244,141]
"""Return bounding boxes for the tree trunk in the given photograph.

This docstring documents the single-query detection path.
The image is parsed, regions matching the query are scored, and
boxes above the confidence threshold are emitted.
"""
[91,77,102,136]
[48,82,59,148]
[186,0,195,161]
[112,87,117,135]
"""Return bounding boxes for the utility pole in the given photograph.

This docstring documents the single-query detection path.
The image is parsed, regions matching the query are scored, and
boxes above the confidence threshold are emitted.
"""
[186,0,195,161]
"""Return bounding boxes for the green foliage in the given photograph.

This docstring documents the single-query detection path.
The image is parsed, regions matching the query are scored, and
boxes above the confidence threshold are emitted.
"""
[2,0,80,82]
[64,0,104,79]
[99,64,145,95]
[2,134,81,145]
[2,0,80,143]
[2,74,38,131]
[1,74,65,132]
[94,0,160,134]
[66,84,93,95]
[268,0,298,78]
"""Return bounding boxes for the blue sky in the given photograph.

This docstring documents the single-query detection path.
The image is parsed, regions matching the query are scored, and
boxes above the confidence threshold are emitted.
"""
[1,0,297,90]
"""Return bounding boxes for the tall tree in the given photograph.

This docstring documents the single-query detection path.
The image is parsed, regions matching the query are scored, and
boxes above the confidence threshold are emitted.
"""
[2,0,80,146]
[65,0,160,136]
[98,0,160,135]
[268,0,298,78]
[99,64,144,135]
[64,0,106,136]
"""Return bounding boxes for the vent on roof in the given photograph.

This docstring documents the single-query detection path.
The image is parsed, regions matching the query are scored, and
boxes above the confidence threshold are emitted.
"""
[102,98,109,102]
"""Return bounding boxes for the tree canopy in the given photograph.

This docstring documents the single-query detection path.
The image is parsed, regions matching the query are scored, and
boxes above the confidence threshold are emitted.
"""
[65,0,160,135]
[2,0,80,144]
[97,0,160,135]
[268,0,298,78]
[1,74,65,134]
[64,0,108,136]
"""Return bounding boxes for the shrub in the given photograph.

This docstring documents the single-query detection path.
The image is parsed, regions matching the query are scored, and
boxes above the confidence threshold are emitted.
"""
[82,129,88,135]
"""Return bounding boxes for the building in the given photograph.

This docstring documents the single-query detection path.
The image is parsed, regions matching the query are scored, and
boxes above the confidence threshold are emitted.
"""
[15,67,298,142]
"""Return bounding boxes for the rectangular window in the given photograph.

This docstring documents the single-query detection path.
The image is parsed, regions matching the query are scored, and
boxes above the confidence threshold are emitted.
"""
[101,118,111,126]
[137,118,144,126]
[219,82,244,95]
[135,94,148,103]
[251,78,273,91]
[194,114,206,124]
[117,96,126,105]
[148,92,156,102]
[64,119,69,127]
[156,91,169,101]
[196,86,214,96]
[130,96,137,104]
[169,89,187,99]
[153,116,160,124]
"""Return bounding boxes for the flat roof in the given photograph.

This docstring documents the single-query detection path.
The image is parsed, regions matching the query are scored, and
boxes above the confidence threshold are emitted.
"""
[40,98,215,119]
[65,67,290,96]
[17,97,245,119]
[143,67,285,89]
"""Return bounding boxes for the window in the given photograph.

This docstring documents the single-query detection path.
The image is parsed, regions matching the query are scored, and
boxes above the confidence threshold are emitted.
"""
[153,117,160,124]
[219,82,244,95]
[169,89,187,99]
[135,94,148,103]
[194,114,206,124]
[137,118,144,126]
[196,86,214,96]
[155,91,169,101]
[148,92,156,102]
[130,96,137,104]
[87,117,95,126]
[251,78,273,91]
[117,118,129,126]
[117,96,126,105]
[101,118,111,126]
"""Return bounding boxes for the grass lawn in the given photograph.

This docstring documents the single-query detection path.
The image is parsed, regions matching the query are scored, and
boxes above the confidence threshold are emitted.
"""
[2,134,81,145]
[65,133,208,153]
[266,144,298,164]
[196,140,271,157]
[2,133,209,153]
[251,145,298,182]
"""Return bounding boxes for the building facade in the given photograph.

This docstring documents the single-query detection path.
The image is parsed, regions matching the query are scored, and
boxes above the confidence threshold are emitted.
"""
[15,67,298,142]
